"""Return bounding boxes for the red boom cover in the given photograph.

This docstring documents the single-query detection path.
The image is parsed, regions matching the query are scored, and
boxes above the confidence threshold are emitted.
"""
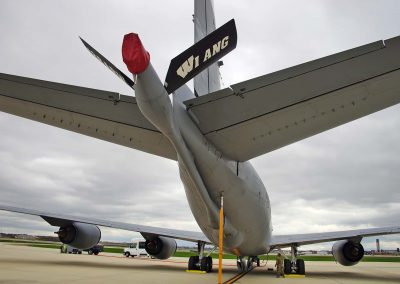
[122,33,150,74]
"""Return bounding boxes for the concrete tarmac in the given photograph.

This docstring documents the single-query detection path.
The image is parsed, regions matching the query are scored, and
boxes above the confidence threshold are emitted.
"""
[0,243,399,283]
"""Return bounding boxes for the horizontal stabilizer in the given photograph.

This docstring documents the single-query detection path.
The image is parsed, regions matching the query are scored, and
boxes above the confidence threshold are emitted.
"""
[164,19,237,94]
[183,36,400,161]
[79,37,135,89]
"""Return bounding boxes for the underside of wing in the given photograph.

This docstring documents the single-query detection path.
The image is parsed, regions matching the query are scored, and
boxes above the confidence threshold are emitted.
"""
[184,36,400,161]
[0,73,176,160]
[270,226,400,248]
[0,204,209,243]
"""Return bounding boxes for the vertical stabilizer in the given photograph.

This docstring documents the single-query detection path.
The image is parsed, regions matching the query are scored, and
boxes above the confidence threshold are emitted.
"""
[194,0,221,96]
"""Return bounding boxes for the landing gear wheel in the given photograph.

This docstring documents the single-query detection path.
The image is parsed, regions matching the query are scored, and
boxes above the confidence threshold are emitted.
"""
[237,258,247,273]
[200,256,213,272]
[207,256,213,272]
[283,259,291,275]
[256,258,260,267]
[200,257,209,271]
[236,260,242,273]
[188,256,199,270]
[88,249,93,255]
[246,258,253,270]
[296,259,305,275]
[94,251,99,256]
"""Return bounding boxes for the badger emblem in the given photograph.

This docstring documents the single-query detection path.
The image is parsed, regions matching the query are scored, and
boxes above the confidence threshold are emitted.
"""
[164,19,236,94]
[176,36,230,79]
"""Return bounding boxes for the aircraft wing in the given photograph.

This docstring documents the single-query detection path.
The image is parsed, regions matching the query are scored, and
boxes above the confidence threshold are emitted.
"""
[184,36,400,161]
[0,204,210,243]
[270,226,400,249]
[0,73,176,160]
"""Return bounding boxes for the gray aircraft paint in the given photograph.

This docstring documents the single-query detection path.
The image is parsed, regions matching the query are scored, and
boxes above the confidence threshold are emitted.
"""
[135,62,271,256]
[193,0,221,96]
[1,0,400,261]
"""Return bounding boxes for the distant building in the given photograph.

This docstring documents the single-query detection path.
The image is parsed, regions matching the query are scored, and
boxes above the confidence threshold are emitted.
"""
[376,239,381,253]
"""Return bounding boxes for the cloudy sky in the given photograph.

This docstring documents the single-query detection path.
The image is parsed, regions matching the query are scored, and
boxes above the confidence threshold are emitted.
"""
[0,0,399,251]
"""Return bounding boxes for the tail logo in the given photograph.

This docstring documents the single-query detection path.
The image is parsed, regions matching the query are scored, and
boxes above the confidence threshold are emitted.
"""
[177,36,230,79]
[165,19,236,94]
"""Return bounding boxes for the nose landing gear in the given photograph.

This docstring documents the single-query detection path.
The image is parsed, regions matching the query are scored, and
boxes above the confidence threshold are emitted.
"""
[236,256,260,273]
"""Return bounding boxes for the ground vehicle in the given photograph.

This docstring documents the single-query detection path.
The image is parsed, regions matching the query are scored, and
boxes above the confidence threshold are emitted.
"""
[60,244,82,254]
[60,244,103,255]
[123,239,149,258]
[85,245,104,255]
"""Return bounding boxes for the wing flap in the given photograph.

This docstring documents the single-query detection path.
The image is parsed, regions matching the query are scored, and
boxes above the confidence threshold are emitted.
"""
[184,36,400,161]
[0,204,210,243]
[271,226,400,248]
[0,73,176,160]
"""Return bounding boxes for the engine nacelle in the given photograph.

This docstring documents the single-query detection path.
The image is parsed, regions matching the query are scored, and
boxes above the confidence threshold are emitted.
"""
[57,222,101,250]
[332,240,364,266]
[144,236,177,260]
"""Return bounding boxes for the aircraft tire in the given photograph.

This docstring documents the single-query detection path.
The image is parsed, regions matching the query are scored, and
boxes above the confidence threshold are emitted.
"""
[283,259,291,274]
[237,259,246,273]
[296,259,305,275]
[200,256,212,272]
[200,257,208,271]
[188,256,199,270]
[207,256,213,272]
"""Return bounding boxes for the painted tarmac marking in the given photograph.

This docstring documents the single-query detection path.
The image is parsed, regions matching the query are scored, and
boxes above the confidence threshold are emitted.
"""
[223,266,255,284]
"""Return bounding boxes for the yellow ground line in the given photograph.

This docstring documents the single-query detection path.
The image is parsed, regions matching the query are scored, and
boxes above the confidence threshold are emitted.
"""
[285,274,306,278]
[223,266,255,284]
[224,273,245,284]
[185,270,207,274]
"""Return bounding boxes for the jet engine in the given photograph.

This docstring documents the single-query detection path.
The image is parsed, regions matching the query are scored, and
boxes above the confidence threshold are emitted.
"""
[56,222,101,249]
[144,236,177,260]
[332,240,364,266]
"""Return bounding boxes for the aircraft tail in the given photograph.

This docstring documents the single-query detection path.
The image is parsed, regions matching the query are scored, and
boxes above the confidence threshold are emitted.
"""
[193,0,221,96]
[164,19,236,94]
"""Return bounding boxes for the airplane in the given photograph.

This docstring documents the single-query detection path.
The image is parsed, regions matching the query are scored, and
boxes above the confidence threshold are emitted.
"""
[1,0,400,275]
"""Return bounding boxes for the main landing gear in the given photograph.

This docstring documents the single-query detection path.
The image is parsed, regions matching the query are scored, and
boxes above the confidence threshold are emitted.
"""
[188,241,213,272]
[283,244,305,275]
[236,256,261,273]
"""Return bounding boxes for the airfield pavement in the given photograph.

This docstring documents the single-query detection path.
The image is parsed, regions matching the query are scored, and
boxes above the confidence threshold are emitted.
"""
[0,243,399,283]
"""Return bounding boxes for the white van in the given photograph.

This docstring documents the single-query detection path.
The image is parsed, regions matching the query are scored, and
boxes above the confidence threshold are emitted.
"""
[123,239,150,258]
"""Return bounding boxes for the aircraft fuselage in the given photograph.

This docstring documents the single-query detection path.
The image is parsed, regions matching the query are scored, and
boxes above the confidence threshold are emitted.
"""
[134,63,271,256]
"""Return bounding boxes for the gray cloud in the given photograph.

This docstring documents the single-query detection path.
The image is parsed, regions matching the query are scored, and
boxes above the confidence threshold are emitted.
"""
[0,0,399,250]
